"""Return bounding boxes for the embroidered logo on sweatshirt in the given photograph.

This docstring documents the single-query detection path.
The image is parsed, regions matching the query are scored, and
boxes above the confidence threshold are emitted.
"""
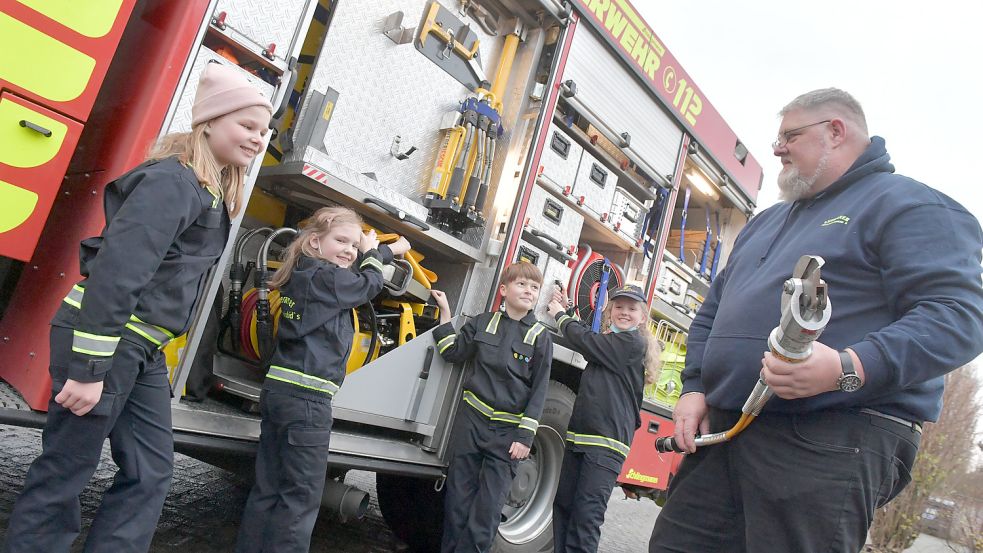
[822,215,850,226]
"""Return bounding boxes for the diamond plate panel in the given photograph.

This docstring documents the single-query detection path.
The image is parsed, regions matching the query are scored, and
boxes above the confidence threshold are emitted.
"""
[166,47,276,135]
[458,264,498,316]
[302,147,429,222]
[292,0,505,208]
[572,150,617,222]
[214,0,312,63]
[527,183,584,251]
[538,122,583,194]
[607,187,646,245]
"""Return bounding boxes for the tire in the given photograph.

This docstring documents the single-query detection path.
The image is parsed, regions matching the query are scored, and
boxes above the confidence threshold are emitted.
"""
[492,380,575,553]
[377,380,576,553]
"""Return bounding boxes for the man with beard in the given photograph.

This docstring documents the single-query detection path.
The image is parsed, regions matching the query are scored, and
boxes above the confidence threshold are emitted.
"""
[648,88,983,552]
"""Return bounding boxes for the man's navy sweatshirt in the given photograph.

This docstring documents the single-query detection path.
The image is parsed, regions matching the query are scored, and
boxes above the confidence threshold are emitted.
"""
[681,137,983,423]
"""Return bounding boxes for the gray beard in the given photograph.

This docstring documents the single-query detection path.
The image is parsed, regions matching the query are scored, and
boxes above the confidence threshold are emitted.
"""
[777,147,830,202]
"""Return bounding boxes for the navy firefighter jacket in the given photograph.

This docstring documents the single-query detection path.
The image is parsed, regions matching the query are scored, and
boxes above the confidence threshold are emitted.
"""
[554,312,645,459]
[433,311,553,447]
[53,157,230,383]
[262,248,390,402]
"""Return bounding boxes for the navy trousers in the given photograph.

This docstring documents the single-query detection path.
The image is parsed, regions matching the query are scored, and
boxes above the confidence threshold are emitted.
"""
[236,390,333,553]
[649,409,920,553]
[441,406,518,553]
[552,447,624,553]
[3,326,173,553]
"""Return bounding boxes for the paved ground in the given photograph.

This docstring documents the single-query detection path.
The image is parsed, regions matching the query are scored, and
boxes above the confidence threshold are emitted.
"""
[0,424,660,552]
[1,423,960,552]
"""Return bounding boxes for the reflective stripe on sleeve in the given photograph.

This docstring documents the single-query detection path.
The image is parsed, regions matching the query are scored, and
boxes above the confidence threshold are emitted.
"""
[360,256,383,272]
[565,431,631,457]
[437,334,456,353]
[72,330,119,357]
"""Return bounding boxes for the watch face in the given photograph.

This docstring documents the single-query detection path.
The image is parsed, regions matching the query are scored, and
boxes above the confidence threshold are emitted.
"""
[839,374,863,393]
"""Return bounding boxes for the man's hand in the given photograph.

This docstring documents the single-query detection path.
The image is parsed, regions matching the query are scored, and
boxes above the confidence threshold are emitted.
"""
[509,441,531,460]
[388,237,411,256]
[671,392,709,454]
[55,379,104,416]
[760,341,863,399]
[547,299,565,317]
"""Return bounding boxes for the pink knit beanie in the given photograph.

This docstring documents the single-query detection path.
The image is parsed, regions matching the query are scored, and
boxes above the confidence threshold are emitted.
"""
[191,63,273,126]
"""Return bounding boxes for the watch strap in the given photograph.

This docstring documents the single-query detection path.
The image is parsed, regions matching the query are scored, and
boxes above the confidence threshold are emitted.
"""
[838,350,856,377]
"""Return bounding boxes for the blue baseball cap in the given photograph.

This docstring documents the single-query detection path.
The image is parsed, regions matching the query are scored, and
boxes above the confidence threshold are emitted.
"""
[608,284,645,303]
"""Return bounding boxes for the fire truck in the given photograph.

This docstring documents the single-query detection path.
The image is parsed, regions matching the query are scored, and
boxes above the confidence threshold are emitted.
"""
[0,0,761,550]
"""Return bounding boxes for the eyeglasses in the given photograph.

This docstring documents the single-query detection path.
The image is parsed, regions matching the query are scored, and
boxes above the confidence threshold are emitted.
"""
[772,120,831,149]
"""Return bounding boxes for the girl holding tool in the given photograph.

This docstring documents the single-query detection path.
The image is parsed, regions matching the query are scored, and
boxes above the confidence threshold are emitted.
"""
[236,206,409,553]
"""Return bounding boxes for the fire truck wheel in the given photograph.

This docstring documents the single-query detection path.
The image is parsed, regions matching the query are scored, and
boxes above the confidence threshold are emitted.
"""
[376,472,444,553]
[493,380,576,553]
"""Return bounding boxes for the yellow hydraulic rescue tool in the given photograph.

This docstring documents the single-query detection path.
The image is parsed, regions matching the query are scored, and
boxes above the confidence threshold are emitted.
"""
[655,255,833,453]
[425,19,522,232]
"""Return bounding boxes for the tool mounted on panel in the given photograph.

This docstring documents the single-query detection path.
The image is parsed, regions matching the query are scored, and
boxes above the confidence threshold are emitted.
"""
[424,12,524,237]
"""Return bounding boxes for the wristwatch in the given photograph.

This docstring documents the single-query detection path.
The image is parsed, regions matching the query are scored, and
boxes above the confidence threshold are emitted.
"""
[837,350,863,392]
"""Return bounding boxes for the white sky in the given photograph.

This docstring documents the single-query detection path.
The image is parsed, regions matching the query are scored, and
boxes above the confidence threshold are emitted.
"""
[636,0,983,221]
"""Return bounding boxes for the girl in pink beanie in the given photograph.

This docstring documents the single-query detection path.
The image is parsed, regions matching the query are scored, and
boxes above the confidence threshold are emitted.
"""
[3,63,272,553]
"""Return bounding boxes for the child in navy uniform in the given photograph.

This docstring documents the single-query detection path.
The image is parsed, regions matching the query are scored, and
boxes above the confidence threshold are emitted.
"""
[547,283,660,553]
[4,64,272,553]
[235,206,409,553]
[430,262,553,553]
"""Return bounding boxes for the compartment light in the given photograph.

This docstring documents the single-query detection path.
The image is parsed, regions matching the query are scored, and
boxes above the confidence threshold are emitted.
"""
[686,168,719,200]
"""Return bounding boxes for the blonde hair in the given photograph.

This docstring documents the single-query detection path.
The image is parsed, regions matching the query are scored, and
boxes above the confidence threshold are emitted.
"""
[147,123,247,216]
[599,301,663,382]
[268,206,363,289]
[500,261,544,285]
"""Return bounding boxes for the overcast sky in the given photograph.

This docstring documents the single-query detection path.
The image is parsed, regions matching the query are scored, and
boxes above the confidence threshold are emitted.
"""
[635,0,982,220]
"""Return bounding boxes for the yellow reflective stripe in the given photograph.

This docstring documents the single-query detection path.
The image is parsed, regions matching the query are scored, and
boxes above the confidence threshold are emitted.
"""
[462,390,523,424]
[63,285,84,308]
[63,286,174,349]
[267,365,340,395]
[72,330,119,357]
[437,334,456,353]
[360,256,383,272]
[519,416,539,433]
[124,323,159,345]
[565,431,631,457]
[485,312,501,334]
[129,314,175,339]
[205,187,222,208]
[524,322,545,346]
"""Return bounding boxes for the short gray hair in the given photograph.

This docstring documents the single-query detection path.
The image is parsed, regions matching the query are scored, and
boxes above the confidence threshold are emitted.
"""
[780,88,869,137]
